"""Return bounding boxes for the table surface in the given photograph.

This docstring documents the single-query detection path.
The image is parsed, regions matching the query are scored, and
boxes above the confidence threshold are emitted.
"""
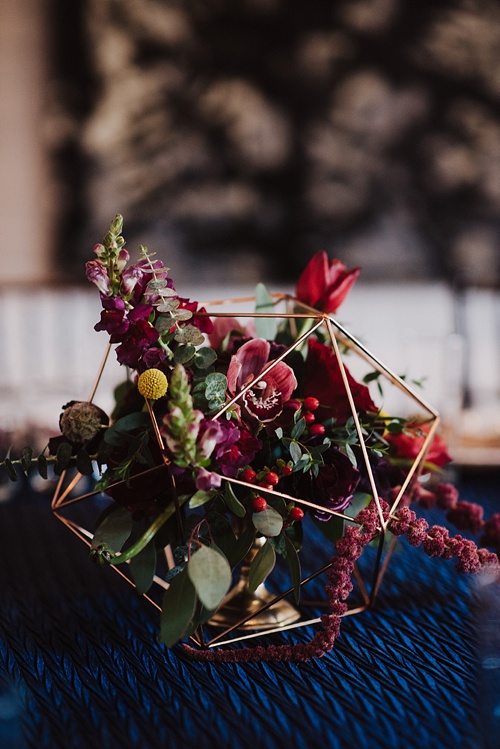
[0,470,499,749]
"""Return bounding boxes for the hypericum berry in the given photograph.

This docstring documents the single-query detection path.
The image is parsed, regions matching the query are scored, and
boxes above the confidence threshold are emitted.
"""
[258,481,274,491]
[304,396,320,411]
[264,471,279,486]
[303,411,316,424]
[310,423,325,436]
[240,468,257,483]
[252,496,267,512]
[289,506,304,521]
[281,465,293,477]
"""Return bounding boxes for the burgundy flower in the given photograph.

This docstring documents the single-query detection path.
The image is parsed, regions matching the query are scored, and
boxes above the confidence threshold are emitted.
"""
[294,447,360,520]
[303,338,377,425]
[227,338,297,424]
[94,296,129,336]
[295,251,360,313]
[211,419,262,477]
[115,319,159,367]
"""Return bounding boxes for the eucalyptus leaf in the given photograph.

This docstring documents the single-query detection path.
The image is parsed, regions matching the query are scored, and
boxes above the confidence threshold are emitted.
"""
[159,568,197,647]
[252,506,283,537]
[215,525,255,569]
[171,308,193,321]
[187,545,232,611]
[76,449,93,476]
[129,539,157,595]
[248,540,276,593]
[20,446,33,473]
[291,417,306,441]
[37,454,48,480]
[55,441,73,475]
[4,459,17,482]
[254,283,278,340]
[289,441,302,464]
[223,482,246,518]
[174,344,196,365]
[194,347,217,370]
[91,505,133,554]
[284,534,301,604]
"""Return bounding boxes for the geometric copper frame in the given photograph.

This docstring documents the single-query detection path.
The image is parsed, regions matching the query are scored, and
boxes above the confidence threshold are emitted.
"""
[51,293,440,651]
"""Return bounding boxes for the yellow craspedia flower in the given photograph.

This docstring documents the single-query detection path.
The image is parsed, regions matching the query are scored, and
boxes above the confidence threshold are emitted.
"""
[137,368,168,400]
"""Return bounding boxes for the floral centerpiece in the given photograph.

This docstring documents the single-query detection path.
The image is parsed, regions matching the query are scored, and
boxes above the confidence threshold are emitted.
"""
[3,215,499,663]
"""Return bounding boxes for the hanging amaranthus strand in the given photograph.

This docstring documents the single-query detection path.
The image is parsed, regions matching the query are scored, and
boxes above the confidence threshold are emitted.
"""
[181,500,499,663]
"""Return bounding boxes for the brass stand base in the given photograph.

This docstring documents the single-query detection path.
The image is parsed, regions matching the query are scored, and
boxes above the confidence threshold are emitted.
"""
[209,580,301,631]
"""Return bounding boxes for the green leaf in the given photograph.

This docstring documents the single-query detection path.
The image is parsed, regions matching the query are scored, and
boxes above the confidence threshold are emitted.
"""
[105,412,150,439]
[254,283,278,340]
[187,545,232,611]
[252,506,283,537]
[188,489,216,508]
[20,446,33,473]
[291,417,306,441]
[215,525,255,569]
[4,459,18,482]
[289,441,302,464]
[223,482,246,518]
[174,343,196,365]
[55,441,73,475]
[344,443,357,467]
[76,449,93,476]
[194,347,217,370]
[91,505,133,554]
[248,540,276,593]
[284,533,301,604]
[37,454,48,480]
[159,568,198,647]
[129,539,157,595]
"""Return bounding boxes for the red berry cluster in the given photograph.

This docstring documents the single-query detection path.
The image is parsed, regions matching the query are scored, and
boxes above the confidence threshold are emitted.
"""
[301,396,325,436]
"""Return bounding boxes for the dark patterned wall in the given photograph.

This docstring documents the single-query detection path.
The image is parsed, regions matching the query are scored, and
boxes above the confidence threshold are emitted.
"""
[45,0,500,285]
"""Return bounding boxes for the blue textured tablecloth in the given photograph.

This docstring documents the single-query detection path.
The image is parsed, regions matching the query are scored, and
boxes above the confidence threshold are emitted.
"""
[0,471,498,749]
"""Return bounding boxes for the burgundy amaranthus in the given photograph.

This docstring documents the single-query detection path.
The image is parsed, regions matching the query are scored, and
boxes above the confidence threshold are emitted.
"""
[413,481,500,555]
[181,499,499,663]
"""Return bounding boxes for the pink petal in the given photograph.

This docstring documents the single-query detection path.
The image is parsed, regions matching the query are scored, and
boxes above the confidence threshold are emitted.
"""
[266,360,297,402]
[229,338,270,390]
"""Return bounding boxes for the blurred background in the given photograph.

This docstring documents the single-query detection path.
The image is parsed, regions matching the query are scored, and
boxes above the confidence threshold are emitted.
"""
[1,0,499,463]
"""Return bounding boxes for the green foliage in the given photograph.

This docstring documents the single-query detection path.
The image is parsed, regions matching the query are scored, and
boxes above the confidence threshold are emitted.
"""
[129,539,157,595]
[252,506,283,537]
[187,545,232,611]
[91,505,133,556]
[159,568,198,648]
[248,540,276,593]
[254,283,279,340]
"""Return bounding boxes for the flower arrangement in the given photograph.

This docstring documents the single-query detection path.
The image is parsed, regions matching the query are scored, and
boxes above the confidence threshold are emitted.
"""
[2,215,499,663]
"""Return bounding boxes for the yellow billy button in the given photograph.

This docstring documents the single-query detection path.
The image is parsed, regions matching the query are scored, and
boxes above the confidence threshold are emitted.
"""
[137,368,168,400]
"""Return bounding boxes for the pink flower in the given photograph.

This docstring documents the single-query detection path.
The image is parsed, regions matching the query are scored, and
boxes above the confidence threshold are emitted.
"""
[295,251,360,313]
[227,338,297,423]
